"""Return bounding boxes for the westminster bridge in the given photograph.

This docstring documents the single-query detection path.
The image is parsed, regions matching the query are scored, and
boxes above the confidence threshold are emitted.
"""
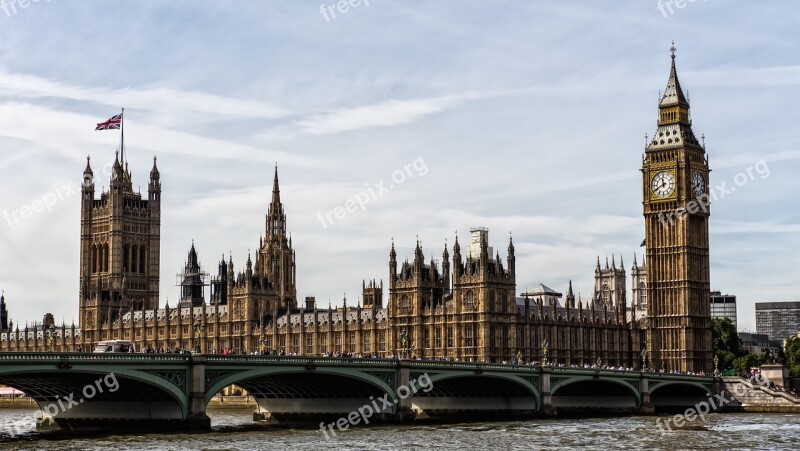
[0,353,715,431]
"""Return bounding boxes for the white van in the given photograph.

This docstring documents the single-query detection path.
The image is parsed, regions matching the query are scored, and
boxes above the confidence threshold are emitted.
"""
[93,340,136,353]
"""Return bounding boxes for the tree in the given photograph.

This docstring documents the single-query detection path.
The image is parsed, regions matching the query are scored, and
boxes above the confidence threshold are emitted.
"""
[733,354,765,376]
[784,336,800,378]
[712,317,744,370]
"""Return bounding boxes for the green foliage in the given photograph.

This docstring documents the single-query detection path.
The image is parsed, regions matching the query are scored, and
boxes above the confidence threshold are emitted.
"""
[712,317,744,369]
[732,354,765,375]
[716,350,737,371]
[784,336,800,377]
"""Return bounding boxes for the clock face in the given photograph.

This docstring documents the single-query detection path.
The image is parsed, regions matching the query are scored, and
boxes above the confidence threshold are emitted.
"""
[691,171,705,197]
[651,171,676,198]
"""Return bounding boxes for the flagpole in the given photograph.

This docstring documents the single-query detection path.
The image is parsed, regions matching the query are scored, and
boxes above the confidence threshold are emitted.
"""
[120,107,125,163]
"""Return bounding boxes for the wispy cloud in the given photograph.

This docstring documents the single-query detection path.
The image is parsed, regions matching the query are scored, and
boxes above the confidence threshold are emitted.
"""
[295,93,481,135]
[0,70,288,120]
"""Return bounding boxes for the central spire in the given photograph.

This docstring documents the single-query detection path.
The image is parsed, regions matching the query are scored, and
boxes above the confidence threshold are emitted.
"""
[265,163,287,240]
[659,41,689,110]
[648,42,702,151]
[271,163,281,208]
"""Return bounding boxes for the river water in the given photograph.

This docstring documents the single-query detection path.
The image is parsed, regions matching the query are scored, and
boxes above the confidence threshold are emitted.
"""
[0,407,798,450]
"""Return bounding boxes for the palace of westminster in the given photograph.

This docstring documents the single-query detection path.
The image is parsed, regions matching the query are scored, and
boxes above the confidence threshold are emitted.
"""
[0,49,714,373]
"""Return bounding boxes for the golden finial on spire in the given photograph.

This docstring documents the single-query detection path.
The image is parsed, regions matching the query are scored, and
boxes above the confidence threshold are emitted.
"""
[670,40,677,59]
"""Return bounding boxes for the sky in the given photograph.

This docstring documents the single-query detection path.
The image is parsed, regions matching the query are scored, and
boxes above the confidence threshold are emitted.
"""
[0,1,798,333]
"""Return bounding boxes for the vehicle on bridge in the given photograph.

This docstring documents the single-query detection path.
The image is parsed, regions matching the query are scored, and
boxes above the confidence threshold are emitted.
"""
[93,340,136,353]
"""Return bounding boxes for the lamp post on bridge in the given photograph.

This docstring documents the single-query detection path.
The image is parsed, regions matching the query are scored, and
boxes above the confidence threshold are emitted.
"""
[541,339,549,366]
[193,320,205,354]
[399,328,414,359]
[641,347,649,372]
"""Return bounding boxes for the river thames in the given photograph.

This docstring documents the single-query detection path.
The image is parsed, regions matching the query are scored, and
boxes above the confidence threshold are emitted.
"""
[0,408,798,450]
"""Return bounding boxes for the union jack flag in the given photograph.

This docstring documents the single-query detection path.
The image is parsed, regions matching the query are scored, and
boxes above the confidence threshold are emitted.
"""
[95,113,122,130]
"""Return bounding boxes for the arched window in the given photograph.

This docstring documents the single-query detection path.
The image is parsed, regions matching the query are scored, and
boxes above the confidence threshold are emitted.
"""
[401,295,410,310]
[103,243,109,272]
[465,291,475,308]
[234,301,243,319]
[139,245,146,274]
[123,244,129,272]
[91,244,98,273]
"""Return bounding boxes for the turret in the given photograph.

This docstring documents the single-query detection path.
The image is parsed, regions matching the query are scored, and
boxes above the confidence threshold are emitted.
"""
[507,234,515,278]
[566,280,575,309]
[246,252,253,276]
[452,233,463,282]
[148,155,161,201]
[0,290,8,332]
[389,239,397,288]
[82,155,95,194]
[441,241,450,294]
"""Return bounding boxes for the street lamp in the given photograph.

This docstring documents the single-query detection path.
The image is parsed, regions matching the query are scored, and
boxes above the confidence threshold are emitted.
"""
[641,347,649,372]
[193,320,205,354]
[399,328,414,359]
[541,339,549,366]
[260,336,267,355]
[46,324,55,352]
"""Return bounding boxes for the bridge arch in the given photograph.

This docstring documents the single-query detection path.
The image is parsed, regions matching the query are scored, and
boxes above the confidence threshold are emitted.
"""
[0,366,190,425]
[205,366,398,421]
[649,380,711,411]
[205,366,396,403]
[411,371,539,416]
[550,375,641,411]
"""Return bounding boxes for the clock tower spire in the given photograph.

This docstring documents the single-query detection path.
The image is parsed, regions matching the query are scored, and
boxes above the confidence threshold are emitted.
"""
[642,43,712,373]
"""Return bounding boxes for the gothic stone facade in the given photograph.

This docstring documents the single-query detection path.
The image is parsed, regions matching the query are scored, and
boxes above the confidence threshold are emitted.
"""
[0,162,637,366]
[0,49,711,372]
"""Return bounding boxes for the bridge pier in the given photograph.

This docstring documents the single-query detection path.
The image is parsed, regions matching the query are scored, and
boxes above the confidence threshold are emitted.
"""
[540,367,553,415]
[186,356,212,430]
[395,363,417,422]
[639,373,654,414]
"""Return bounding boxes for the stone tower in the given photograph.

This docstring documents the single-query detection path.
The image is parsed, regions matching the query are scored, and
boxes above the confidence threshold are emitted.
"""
[0,291,8,332]
[594,255,626,309]
[388,239,447,357]
[631,254,647,320]
[642,44,712,373]
[79,153,161,345]
[362,279,384,311]
[178,242,207,308]
[450,228,516,362]
[255,165,297,310]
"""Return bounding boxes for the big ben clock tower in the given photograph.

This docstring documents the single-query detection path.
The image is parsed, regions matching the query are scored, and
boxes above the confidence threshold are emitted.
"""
[643,43,712,373]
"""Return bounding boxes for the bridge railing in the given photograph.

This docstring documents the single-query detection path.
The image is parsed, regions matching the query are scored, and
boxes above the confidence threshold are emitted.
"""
[203,355,541,372]
[642,371,714,381]
[0,352,191,363]
[204,355,397,367]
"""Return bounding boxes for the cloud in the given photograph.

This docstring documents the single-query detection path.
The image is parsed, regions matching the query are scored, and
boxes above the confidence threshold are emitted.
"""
[0,70,288,120]
[294,93,481,135]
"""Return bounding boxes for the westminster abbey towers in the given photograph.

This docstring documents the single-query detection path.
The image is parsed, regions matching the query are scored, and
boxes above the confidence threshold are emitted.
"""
[643,46,713,373]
